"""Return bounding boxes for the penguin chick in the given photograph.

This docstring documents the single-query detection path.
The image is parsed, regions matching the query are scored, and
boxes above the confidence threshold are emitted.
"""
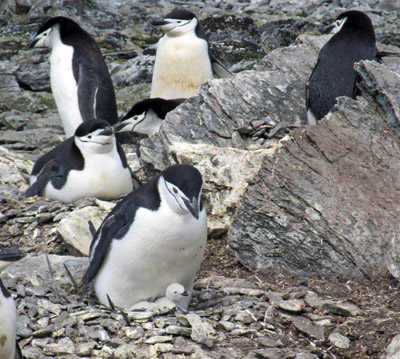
[82,164,207,310]
[25,120,138,203]
[130,282,188,313]
[28,16,118,137]
[0,246,25,359]
[114,97,185,136]
[306,10,399,124]
[151,8,232,99]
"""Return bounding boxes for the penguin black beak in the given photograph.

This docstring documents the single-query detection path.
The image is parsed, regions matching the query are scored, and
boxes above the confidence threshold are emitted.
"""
[323,23,336,34]
[99,126,114,136]
[152,19,170,26]
[112,122,126,132]
[181,290,189,297]
[28,36,39,48]
[183,196,200,220]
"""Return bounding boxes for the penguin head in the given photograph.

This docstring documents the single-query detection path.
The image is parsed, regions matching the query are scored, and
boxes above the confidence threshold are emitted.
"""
[74,120,116,154]
[332,10,375,39]
[115,98,159,134]
[159,164,203,219]
[28,16,83,48]
[152,9,198,37]
[166,283,188,301]
[115,98,185,135]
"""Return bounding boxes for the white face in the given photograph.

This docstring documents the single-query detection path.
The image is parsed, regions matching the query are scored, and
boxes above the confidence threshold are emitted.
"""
[30,23,60,48]
[118,112,147,132]
[166,283,187,301]
[160,177,202,218]
[160,17,197,37]
[75,127,115,154]
[331,17,347,34]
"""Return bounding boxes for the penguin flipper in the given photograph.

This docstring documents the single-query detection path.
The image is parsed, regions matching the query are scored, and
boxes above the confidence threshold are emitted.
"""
[25,158,61,198]
[77,63,118,124]
[82,202,135,284]
[77,63,99,122]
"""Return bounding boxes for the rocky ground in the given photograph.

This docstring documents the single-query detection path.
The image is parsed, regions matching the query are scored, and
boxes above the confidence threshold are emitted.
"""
[1,0,400,358]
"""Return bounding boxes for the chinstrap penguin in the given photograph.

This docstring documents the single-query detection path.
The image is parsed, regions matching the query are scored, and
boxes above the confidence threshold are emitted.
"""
[114,97,185,136]
[151,8,232,99]
[0,246,25,359]
[82,164,207,310]
[25,119,138,203]
[28,16,118,137]
[306,10,399,124]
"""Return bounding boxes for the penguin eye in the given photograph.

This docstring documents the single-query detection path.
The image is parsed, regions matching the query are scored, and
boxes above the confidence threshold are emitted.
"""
[173,187,178,194]
[176,20,182,24]
[88,135,92,139]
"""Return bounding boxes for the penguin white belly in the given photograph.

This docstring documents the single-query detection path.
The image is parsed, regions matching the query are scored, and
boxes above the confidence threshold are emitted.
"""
[151,34,213,99]
[43,150,133,202]
[50,43,83,137]
[94,204,207,309]
[0,295,17,359]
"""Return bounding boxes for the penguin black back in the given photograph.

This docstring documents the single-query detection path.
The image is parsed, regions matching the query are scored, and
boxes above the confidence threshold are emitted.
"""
[306,10,378,123]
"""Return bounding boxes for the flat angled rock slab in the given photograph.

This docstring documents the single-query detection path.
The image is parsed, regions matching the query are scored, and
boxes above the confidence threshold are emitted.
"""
[228,94,400,280]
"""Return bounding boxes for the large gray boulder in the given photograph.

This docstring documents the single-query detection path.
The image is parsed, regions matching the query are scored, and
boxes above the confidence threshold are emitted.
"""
[140,32,400,280]
[228,59,400,280]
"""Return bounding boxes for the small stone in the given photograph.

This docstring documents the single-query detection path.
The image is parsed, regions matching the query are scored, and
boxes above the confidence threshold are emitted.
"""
[114,344,140,359]
[25,286,49,297]
[219,320,236,331]
[257,336,284,348]
[154,343,173,353]
[185,313,216,348]
[230,328,256,336]
[43,337,75,355]
[329,332,350,349]
[125,326,144,340]
[278,299,305,313]
[145,335,173,344]
[235,309,257,324]
[222,287,265,296]
[88,328,110,342]
[128,311,156,321]
[322,301,362,317]
[76,342,96,356]
[295,353,319,359]
[165,325,192,337]
[291,316,325,340]
[386,333,400,359]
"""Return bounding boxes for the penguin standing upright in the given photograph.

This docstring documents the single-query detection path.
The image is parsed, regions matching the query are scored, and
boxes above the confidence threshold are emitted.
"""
[82,164,207,311]
[151,9,232,99]
[28,17,118,137]
[0,246,25,359]
[25,120,138,203]
[306,10,397,124]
